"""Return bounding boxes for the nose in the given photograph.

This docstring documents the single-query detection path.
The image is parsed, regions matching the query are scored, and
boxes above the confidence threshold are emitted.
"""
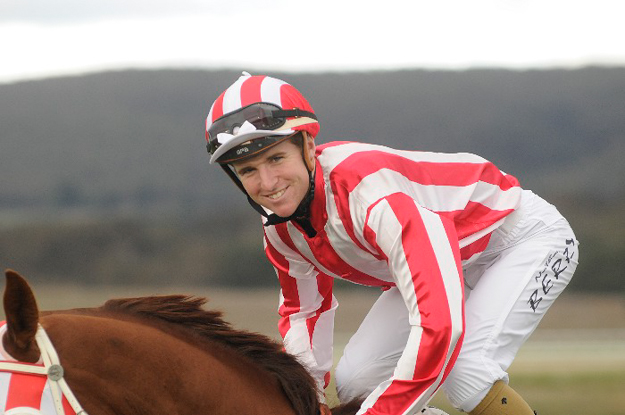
[258,165,278,190]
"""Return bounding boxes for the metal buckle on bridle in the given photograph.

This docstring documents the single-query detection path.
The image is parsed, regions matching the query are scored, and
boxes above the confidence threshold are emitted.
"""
[0,325,89,415]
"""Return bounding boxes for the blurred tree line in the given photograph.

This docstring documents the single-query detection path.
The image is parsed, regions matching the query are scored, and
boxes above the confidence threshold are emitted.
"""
[0,68,623,292]
[0,211,274,287]
[1,196,622,292]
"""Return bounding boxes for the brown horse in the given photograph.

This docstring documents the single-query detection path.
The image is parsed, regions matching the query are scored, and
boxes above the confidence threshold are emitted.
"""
[1,269,360,415]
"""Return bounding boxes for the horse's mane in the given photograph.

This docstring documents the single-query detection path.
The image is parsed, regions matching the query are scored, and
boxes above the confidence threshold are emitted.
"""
[101,295,320,415]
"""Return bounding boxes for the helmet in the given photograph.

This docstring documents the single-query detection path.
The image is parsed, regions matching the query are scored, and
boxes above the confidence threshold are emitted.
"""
[206,72,320,164]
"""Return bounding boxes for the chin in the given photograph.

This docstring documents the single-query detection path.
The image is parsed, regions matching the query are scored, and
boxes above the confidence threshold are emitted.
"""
[273,208,297,218]
[269,203,298,218]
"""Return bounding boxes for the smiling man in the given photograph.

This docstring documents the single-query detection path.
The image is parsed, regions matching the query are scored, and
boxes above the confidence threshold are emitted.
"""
[232,136,315,219]
[204,72,579,415]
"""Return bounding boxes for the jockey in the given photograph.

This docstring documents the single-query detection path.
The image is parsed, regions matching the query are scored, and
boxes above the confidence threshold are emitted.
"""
[204,72,579,415]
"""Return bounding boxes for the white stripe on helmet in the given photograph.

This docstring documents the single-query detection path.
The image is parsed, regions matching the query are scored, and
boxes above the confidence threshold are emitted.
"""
[260,76,287,107]
[221,74,246,115]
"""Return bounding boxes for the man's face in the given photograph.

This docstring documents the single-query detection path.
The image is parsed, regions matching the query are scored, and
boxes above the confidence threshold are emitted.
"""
[232,137,315,218]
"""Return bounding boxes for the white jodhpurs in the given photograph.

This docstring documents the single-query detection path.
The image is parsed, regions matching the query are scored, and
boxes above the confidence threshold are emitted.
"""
[334,191,579,412]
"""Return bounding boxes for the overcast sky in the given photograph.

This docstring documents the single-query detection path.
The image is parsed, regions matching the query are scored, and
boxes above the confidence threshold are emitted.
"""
[1,0,624,84]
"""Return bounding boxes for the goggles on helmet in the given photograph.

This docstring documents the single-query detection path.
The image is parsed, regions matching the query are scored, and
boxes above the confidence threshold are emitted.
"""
[206,102,317,160]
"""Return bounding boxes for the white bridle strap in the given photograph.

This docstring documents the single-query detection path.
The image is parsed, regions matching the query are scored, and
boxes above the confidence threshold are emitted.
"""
[0,361,47,374]
[0,325,88,415]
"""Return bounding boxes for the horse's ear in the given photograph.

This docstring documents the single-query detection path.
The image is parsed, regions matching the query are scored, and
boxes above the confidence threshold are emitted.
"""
[3,269,40,362]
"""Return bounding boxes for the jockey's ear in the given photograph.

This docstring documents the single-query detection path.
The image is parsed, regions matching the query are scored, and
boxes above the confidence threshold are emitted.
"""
[302,132,316,172]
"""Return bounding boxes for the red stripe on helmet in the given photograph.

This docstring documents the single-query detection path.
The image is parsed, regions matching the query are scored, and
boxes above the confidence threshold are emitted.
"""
[280,83,320,138]
[280,83,309,111]
[211,93,225,123]
[240,75,265,107]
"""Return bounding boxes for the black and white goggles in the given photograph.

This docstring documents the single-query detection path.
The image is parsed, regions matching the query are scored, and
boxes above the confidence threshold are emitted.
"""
[206,102,317,164]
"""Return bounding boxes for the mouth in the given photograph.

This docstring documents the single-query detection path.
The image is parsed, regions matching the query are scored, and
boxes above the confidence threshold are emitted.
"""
[265,187,287,201]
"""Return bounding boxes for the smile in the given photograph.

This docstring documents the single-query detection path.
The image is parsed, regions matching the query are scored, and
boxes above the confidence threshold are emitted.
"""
[266,188,287,200]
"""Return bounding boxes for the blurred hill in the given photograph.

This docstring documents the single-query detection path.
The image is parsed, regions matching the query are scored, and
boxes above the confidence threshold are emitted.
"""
[1,68,624,291]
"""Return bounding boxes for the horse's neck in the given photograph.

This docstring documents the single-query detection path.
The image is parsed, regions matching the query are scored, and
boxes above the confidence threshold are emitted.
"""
[44,314,297,415]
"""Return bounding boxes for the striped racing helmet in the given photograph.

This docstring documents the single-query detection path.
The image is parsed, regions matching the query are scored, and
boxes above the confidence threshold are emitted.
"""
[206,72,319,164]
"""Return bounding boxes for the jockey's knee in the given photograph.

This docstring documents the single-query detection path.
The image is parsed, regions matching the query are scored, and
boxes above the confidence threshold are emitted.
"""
[335,356,396,402]
[442,355,509,412]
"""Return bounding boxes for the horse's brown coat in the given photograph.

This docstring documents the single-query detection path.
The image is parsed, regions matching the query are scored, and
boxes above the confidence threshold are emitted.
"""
[2,270,362,415]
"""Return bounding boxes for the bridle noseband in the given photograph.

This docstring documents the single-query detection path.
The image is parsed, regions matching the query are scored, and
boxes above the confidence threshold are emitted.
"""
[0,324,88,415]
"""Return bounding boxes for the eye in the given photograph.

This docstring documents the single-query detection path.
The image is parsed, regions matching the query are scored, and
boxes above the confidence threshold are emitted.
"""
[237,166,254,176]
[269,155,284,163]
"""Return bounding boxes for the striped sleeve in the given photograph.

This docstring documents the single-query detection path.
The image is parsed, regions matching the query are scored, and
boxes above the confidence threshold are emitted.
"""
[320,143,522,261]
[357,193,465,415]
[263,228,338,400]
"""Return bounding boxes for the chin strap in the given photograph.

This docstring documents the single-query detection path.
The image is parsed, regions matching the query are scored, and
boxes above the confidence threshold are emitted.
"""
[251,167,316,236]
[221,132,318,236]
[260,131,316,233]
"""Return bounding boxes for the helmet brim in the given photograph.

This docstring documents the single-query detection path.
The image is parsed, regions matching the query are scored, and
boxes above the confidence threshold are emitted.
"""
[209,116,317,164]
[209,129,294,164]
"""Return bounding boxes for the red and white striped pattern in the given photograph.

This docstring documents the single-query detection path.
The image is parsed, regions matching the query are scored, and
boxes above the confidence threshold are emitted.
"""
[206,72,320,139]
[263,142,522,414]
[0,323,76,415]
